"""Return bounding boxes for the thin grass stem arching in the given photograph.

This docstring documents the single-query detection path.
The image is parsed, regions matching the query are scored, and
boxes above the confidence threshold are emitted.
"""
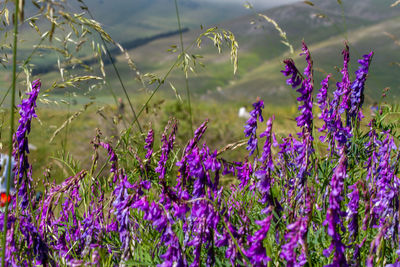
[1,0,19,266]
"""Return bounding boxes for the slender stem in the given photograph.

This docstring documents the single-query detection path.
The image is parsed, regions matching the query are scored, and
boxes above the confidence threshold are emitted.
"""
[95,34,201,175]
[129,56,181,130]
[2,1,19,266]
[174,0,193,136]
[0,33,48,106]
[63,92,71,156]
[126,30,201,141]
[81,0,144,137]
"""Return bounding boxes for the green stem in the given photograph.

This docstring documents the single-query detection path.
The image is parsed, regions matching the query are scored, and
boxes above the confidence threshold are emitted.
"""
[2,0,19,266]
[80,0,144,137]
[174,0,193,136]
[96,35,202,180]
[0,33,48,106]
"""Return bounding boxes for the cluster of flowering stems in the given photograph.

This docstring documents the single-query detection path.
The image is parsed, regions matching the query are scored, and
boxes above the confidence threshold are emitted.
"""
[4,42,400,267]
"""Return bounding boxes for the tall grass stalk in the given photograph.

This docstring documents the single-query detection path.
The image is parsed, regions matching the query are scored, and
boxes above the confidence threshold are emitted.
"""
[0,34,48,106]
[1,0,19,266]
[174,0,193,136]
[80,0,143,136]
[94,45,186,179]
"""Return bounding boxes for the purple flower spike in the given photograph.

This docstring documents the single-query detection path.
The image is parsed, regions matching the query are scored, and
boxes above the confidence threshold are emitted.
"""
[244,99,264,155]
[156,121,178,181]
[282,42,314,138]
[14,79,41,209]
[280,216,308,267]
[347,183,359,240]
[295,41,314,137]
[372,133,397,226]
[317,74,331,133]
[323,147,348,266]
[144,129,154,159]
[99,142,118,179]
[245,208,273,265]
[318,45,353,151]
[259,116,275,169]
[282,59,302,88]
[348,51,374,126]
[184,120,208,155]
[236,161,252,189]
[337,44,351,115]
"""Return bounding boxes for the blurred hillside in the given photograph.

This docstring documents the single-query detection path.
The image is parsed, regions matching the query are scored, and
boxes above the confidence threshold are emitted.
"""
[0,0,399,105]
[115,0,400,104]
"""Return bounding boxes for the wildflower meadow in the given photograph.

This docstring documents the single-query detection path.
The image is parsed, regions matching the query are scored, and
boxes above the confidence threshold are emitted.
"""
[1,0,400,266]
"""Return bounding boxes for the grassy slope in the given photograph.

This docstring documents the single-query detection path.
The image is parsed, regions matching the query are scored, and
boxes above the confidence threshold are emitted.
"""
[0,98,300,184]
[110,0,400,104]
[3,0,399,104]
[221,15,400,104]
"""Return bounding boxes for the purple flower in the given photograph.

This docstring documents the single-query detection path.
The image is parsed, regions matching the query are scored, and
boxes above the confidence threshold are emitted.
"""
[176,120,208,189]
[319,45,353,150]
[347,183,359,240]
[236,160,252,189]
[245,208,273,265]
[323,147,348,266]
[156,121,177,181]
[98,141,118,183]
[19,215,49,265]
[348,51,374,126]
[280,216,308,267]
[187,200,219,266]
[244,99,264,155]
[317,74,331,132]
[295,41,314,137]
[158,226,187,267]
[145,202,168,232]
[282,45,315,137]
[337,44,351,115]
[13,79,41,209]
[366,225,388,267]
[112,174,137,259]
[255,117,279,207]
[144,129,154,159]
[0,210,18,265]
[281,59,302,88]
[372,133,397,226]
[203,148,221,192]
[184,120,208,155]
[259,116,275,169]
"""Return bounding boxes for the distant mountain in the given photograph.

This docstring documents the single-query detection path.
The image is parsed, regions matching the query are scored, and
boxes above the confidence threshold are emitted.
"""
[7,0,399,105]
[214,0,400,103]
[70,0,248,42]
[115,0,400,104]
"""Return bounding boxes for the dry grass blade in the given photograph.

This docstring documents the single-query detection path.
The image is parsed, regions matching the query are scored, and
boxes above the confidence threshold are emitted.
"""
[217,140,247,156]
[36,45,70,57]
[391,0,400,7]
[304,1,314,6]
[258,14,294,54]
[49,102,94,143]
[196,28,238,74]
[48,75,102,91]
[384,32,400,46]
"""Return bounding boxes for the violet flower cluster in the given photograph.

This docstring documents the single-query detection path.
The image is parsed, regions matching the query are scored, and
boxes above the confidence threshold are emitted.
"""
[144,129,154,159]
[323,148,348,266]
[244,99,264,155]
[8,44,400,267]
[316,46,375,150]
[155,121,177,181]
[348,51,374,125]
[13,79,41,209]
